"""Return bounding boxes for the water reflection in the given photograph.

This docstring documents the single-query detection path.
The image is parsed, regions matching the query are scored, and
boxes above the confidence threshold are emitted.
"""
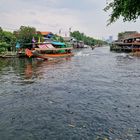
[0,57,72,80]
[24,62,33,79]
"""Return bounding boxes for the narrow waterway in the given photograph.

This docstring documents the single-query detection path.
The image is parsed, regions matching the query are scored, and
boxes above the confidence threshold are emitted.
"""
[0,46,140,140]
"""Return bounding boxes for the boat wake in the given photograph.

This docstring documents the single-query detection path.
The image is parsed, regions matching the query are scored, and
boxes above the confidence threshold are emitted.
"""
[117,53,134,59]
[75,51,90,57]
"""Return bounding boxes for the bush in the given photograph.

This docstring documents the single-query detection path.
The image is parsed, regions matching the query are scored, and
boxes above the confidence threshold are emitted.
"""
[0,42,10,53]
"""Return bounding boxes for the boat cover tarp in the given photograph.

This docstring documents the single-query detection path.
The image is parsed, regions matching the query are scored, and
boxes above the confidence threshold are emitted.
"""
[46,44,55,49]
[38,44,47,49]
[52,41,65,46]
[16,42,21,48]
[35,47,73,51]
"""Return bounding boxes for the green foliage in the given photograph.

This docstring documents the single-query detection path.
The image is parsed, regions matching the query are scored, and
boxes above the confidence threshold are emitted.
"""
[0,27,2,32]
[70,31,95,46]
[118,32,125,40]
[52,34,64,42]
[0,42,10,48]
[15,26,36,48]
[104,0,140,24]
[70,31,85,41]
[118,32,124,38]
[0,27,16,52]
[0,42,9,53]
[0,45,6,53]
[70,31,106,46]
[3,31,16,46]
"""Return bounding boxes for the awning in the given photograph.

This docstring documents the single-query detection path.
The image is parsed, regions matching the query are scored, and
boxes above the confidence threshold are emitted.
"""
[52,41,65,46]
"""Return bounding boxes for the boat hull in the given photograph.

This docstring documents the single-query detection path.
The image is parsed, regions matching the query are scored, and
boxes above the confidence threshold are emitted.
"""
[32,51,74,60]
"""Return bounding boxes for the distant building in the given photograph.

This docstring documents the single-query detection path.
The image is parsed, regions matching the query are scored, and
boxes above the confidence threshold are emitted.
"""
[109,36,113,43]
[63,37,76,42]
[123,33,140,43]
[37,31,53,38]
[106,35,113,43]
[118,31,138,41]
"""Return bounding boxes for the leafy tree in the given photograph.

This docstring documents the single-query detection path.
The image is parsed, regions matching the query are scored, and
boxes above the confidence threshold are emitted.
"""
[70,31,85,41]
[70,31,96,46]
[0,42,9,52]
[52,34,64,42]
[0,27,3,41]
[15,26,36,48]
[0,27,2,32]
[0,27,16,52]
[118,32,124,40]
[104,0,140,24]
[70,31,107,46]
[3,31,16,50]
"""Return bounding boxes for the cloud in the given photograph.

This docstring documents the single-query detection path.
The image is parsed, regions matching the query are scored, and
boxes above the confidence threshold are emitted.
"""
[0,0,139,39]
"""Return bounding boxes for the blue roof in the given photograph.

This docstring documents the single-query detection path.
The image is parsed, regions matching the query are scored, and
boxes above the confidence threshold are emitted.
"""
[52,41,65,46]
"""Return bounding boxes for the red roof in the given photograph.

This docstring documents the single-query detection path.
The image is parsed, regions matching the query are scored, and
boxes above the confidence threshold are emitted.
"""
[128,33,140,38]
[37,31,52,35]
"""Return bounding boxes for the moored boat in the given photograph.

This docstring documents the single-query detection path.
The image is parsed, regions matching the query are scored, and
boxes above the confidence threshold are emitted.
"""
[32,51,73,60]
[25,41,74,60]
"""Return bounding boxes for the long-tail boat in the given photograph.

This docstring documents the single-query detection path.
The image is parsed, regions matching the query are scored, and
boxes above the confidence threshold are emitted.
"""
[25,41,74,60]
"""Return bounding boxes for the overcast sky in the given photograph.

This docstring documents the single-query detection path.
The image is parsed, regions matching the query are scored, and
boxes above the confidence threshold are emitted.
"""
[0,0,140,40]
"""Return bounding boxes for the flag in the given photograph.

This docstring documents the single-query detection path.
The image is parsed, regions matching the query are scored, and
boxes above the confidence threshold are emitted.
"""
[32,37,36,43]
[38,37,41,43]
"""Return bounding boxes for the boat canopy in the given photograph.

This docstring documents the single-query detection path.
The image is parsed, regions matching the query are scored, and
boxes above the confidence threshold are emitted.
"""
[35,47,73,51]
[38,44,55,49]
[52,41,65,46]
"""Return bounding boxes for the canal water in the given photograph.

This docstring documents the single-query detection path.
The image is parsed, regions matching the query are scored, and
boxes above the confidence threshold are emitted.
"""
[0,46,140,140]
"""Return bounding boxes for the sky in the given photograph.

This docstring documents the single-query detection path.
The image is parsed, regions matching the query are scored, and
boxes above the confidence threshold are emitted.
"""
[0,0,140,40]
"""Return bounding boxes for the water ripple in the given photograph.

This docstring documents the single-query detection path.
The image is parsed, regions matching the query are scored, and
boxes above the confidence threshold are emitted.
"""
[0,47,140,140]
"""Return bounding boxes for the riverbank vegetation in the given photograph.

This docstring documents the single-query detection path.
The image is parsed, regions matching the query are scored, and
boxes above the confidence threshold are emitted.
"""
[0,27,16,53]
[14,26,38,49]
[0,26,105,54]
[70,31,107,46]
